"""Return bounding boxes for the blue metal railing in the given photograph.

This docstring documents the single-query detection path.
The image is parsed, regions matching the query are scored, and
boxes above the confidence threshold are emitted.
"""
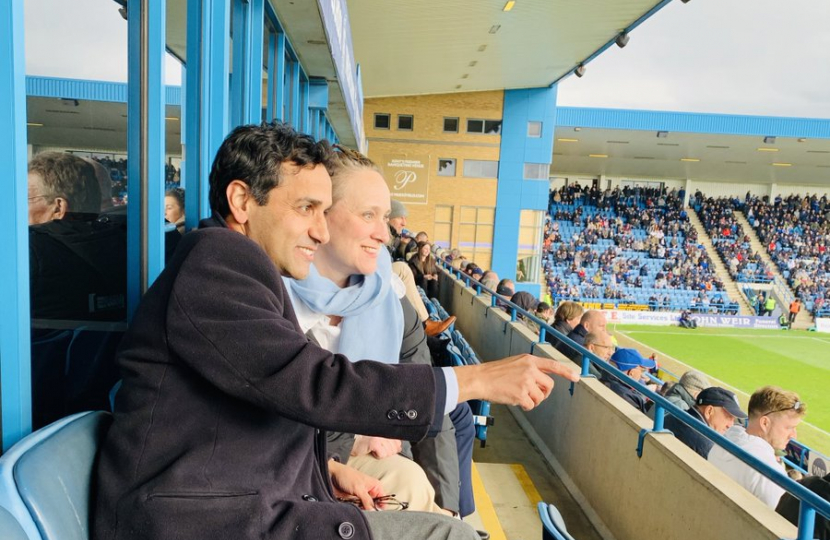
[440,261,830,540]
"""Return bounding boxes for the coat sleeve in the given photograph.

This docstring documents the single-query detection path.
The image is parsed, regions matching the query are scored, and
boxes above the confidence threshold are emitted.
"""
[165,230,442,441]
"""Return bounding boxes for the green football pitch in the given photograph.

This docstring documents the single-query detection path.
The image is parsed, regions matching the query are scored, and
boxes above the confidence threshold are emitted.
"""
[610,325,830,456]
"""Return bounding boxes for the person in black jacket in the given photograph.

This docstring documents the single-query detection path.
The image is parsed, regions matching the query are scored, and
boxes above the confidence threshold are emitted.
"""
[92,122,577,540]
[664,387,747,458]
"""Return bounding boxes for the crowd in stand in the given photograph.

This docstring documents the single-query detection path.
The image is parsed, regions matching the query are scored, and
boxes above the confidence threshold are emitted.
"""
[745,193,830,316]
[696,196,772,282]
[692,192,830,316]
[542,184,731,313]
[89,156,182,206]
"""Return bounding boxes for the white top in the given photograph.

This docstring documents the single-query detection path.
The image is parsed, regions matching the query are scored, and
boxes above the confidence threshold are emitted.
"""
[708,425,786,508]
[286,274,459,414]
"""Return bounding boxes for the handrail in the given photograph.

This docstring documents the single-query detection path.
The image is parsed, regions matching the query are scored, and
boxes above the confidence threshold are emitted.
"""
[440,261,830,539]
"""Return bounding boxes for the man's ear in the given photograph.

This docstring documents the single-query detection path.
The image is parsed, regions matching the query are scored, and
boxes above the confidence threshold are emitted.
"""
[226,180,252,225]
[52,197,68,220]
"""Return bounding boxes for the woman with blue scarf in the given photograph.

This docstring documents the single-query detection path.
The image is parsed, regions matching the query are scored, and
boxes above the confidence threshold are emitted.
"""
[286,147,476,521]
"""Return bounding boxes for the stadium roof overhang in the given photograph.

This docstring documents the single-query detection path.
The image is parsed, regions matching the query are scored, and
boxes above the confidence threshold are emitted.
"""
[347,0,675,98]
[160,0,678,142]
[551,108,830,186]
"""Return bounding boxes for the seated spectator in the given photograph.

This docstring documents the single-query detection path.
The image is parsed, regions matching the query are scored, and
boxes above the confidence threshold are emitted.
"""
[661,370,710,413]
[285,146,473,517]
[558,310,607,362]
[603,348,655,414]
[28,152,126,321]
[550,301,584,337]
[409,241,440,299]
[679,309,697,329]
[776,472,830,540]
[583,331,614,378]
[664,387,747,458]
[510,291,538,321]
[164,187,186,235]
[709,386,807,508]
[496,278,515,298]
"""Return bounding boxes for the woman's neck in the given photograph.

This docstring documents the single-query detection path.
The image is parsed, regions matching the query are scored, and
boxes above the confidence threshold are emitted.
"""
[313,256,350,288]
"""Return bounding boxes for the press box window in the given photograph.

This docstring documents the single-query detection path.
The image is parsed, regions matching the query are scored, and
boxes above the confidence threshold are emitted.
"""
[523,163,549,180]
[527,121,542,138]
[463,159,499,179]
[443,117,459,133]
[467,119,502,135]
[438,158,456,177]
[374,113,390,130]
[397,115,414,131]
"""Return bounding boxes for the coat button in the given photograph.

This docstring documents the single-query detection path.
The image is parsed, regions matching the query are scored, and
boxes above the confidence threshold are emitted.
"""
[301,494,318,502]
[338,521,355,539]
[397,411,407,421]
[406,409,418,420]
[386,409,398,420]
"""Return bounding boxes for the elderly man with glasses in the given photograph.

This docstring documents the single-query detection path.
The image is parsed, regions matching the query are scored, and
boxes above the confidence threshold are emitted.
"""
[709,385,807,508]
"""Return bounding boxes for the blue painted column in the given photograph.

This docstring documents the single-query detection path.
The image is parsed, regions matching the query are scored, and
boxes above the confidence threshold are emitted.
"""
[491,86,558,298]
[184,0,230,228]
[0,0,31,450]
[127,0,166,316]
[308,78,329,141]
[230,0,264,127]
[273,32,286,121]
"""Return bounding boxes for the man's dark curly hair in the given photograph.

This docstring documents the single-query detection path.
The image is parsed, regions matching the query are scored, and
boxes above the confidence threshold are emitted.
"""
[208,122,333,218]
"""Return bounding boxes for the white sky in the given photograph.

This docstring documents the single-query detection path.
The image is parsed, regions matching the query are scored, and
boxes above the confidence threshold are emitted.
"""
[557,0,830,119]
[23,0,830,119]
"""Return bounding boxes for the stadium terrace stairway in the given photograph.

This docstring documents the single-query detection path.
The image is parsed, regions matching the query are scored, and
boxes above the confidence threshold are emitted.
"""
[686,208,752,316]
[732,211,813,330]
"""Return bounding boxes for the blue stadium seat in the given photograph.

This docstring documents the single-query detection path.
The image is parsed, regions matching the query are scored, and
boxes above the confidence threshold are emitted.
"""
[0,507,29,540]
[537,501,576,540]
[0,411,112,540]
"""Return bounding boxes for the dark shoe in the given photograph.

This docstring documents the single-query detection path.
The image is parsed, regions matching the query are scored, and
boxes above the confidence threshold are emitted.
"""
[476,530,490,540]
[424,316,456,337]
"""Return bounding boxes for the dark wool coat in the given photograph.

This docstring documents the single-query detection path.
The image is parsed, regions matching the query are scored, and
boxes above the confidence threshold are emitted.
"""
[93,222,445,540]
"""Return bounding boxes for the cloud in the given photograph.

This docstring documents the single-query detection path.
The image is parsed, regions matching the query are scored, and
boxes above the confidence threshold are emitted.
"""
[25,0,181,84]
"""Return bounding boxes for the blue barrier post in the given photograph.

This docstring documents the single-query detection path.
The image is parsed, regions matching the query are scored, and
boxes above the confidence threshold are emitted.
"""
[510,307,517,322]
[797,502,816,540]
[652,404,666,432]
[538,327,546,343]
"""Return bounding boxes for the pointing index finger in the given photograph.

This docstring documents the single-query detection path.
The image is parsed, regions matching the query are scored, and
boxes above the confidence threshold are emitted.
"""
[534,356,580,382]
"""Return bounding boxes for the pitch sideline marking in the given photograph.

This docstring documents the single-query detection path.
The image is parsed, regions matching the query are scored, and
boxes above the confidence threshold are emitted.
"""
[616,330,830,439]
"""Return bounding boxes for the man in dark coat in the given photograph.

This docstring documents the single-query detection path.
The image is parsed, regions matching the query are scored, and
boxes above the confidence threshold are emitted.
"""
[92,123,576,540]
[664,387,747,458]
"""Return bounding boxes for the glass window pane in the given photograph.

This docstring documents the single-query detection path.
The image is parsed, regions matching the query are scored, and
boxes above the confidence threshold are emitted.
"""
[466,119,483,133]
[523,163,548,180]
[527,121,542,138]
[437,158,456,177]
[443,117,459,133]
[374,113,390,129]
[460,206,477,223]
[484,120,502,134]
[397,114,413,130]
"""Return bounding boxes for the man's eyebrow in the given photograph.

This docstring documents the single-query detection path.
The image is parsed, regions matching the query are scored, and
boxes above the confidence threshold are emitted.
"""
[294,197,325,206]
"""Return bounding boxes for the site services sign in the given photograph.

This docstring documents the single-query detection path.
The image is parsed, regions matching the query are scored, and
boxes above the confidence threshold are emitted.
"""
[383,155,430,205]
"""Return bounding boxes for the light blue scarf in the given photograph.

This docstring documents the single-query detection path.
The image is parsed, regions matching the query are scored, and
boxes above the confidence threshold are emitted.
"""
[287,249,404,364]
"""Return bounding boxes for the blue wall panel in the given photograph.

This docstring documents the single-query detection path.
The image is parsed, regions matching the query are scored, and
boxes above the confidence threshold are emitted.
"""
[491,86,558,300]
[556,107,830,139]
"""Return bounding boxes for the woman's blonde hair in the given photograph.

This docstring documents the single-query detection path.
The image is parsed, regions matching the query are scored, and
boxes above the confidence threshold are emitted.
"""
[327,145,382,204]
[554,301,584,322]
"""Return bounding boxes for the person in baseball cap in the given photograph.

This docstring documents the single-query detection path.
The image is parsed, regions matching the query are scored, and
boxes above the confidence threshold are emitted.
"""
[604,348,656,414]
[665,386,747,458]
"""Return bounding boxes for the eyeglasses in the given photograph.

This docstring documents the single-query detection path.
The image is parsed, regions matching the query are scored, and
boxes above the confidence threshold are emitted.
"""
[28,195,48,202]
[336,494,409,511]
[764,401,802,416]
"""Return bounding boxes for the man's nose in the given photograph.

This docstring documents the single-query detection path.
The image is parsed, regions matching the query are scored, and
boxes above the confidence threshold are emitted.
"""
[310,212,330,245]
